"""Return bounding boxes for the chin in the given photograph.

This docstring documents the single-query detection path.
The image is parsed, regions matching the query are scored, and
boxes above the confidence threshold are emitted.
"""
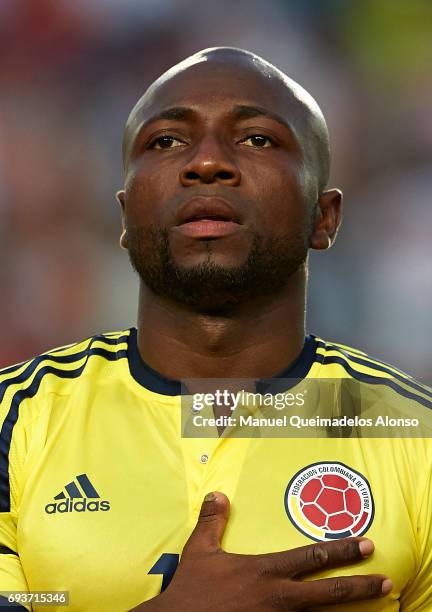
[172,252,249,271]
[169,233,253,270]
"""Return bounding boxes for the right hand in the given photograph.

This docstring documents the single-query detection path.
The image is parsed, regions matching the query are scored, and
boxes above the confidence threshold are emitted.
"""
[133,491,392,611]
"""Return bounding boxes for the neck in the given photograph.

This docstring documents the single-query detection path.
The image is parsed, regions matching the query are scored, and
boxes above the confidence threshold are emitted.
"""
[136,270,307,381]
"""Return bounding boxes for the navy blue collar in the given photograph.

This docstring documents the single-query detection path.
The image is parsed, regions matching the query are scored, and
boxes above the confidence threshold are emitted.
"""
[127,327,318,396]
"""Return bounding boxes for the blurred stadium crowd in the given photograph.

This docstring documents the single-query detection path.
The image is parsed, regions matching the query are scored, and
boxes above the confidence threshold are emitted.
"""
[0,0,431,382]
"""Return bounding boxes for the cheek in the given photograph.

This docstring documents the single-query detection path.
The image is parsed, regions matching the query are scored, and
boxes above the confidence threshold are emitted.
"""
[123,166,170,228]
[243,161,308,235]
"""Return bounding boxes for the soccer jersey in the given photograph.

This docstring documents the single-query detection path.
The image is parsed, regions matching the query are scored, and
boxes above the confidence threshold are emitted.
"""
[0,328,431,611]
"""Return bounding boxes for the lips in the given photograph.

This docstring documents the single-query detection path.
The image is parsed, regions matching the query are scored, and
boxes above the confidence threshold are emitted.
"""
[176,197,240,226]
[174,197,242,239]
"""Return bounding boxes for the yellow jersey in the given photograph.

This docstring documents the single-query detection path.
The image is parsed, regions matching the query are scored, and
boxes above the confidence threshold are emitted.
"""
[0,328,431,611]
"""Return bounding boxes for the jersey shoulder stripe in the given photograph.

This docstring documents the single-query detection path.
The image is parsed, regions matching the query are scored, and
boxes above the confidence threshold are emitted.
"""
[315,338,432,410]
[0,331,129,400]
[318,339,432,398]
[323,341,368,357]
[41,330,130,356]
[323,340,415,380]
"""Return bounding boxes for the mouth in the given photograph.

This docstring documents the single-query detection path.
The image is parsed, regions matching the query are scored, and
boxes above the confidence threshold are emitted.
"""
[174,197,242,239]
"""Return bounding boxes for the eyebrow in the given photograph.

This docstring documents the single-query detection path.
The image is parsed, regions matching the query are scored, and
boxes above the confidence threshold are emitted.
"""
[231,105,293,131]
[141,104,292,130]
[141,106,195,126]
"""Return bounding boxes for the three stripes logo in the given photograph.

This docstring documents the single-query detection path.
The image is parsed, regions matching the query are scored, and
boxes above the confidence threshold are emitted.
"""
[45,474,111,514]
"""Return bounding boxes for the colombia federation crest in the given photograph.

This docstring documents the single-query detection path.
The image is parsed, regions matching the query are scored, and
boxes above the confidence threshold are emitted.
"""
[285,461,374,542]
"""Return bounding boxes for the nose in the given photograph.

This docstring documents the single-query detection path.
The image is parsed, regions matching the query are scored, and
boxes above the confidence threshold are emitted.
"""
[179,136,241,186]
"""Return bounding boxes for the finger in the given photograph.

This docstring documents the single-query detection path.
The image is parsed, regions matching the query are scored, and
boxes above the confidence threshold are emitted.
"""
[182,492,230,555]
[258,538,375,578]
[279,574,392,609]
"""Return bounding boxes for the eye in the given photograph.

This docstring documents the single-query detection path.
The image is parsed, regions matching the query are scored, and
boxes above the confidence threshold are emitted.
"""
[240,134,275,148]
[149,135,185,150]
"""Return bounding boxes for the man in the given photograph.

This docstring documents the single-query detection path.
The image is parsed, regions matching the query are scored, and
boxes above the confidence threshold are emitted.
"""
[0,47,431,611]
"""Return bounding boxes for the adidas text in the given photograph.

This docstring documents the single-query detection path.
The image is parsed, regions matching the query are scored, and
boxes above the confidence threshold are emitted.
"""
[45,499,110,514]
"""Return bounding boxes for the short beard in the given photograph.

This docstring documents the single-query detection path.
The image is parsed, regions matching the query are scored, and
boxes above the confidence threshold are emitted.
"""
[127,226,309,314]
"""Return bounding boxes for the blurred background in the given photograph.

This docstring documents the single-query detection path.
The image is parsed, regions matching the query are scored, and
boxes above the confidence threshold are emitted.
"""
[0,0,431,382]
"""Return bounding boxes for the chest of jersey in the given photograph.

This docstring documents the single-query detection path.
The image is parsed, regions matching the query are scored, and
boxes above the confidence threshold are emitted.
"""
[17,390,417,611]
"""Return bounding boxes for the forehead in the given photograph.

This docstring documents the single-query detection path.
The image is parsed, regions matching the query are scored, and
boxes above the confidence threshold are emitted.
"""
[126,59,311,140]
[145,61,291,111]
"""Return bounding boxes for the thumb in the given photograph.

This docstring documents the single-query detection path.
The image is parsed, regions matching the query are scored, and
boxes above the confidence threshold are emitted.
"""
[183,492,230,555]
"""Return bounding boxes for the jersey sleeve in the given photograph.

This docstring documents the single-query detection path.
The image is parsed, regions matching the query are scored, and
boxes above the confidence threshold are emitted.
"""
[400,444,432,611]
[0,369,31,611]
[0,513,29,609]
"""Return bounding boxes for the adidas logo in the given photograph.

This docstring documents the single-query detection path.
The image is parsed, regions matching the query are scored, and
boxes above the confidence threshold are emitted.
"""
[45,474,110,514]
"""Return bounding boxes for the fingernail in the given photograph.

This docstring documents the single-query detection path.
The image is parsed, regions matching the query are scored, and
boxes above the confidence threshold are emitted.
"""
[204,492,216,502]
[382,579,393,595]
[358,539,374,556]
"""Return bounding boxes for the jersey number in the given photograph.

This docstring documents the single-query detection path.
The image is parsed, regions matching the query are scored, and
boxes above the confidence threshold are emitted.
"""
[148,553,180,592]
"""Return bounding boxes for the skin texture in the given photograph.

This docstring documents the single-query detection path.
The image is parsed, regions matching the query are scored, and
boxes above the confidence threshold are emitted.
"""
[118,48,391,609]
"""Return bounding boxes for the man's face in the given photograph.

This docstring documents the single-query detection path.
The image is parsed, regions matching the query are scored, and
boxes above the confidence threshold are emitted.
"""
[119,59,317,312]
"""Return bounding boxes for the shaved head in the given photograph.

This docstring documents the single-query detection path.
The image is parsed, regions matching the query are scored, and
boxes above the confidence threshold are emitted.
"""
[118,46,342,313]
[123,47,331,195]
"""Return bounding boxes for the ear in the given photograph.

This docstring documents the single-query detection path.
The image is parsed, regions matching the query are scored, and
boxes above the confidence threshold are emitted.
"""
[310,188,343,251]
[116,190,128,250]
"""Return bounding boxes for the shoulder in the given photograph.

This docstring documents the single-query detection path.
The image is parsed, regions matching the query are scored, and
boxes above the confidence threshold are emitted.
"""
[0,329,130,411]
[313,336,432,411]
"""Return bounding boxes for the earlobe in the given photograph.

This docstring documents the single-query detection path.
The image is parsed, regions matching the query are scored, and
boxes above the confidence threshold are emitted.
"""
[120,228,128,250]
[116,190,128,249]
[309,188,343,251]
